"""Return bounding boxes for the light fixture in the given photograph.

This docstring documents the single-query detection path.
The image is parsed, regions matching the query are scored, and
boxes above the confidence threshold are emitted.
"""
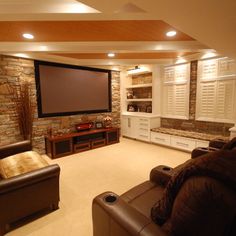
[23,33,34,39]
[108,53,115,58]
[166,31,177,37]
[127,65,149,74]
[127,65,140,71]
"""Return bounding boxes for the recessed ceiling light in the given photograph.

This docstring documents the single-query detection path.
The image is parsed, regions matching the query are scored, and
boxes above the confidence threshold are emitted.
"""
[108,53,115,58]
[23,33,34,39]
[166,31,177,37]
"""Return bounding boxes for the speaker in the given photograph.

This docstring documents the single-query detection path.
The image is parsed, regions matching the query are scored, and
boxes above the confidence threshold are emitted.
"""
[106,129,119,144]
[53,138,73,158]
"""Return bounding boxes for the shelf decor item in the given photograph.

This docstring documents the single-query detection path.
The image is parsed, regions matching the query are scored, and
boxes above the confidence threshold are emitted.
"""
[7,79,34,141]
[75,122,93,132]
[146,105,152,113]
[103,116,112,128]
[127,91,133,99]
[95,121,104,129]
[127,104,137,112]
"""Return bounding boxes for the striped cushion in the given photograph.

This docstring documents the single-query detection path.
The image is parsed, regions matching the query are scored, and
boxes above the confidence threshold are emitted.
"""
[0,151,48,179]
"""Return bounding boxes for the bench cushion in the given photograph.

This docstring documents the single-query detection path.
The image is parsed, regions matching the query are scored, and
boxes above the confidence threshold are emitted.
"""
[0,151,49,179]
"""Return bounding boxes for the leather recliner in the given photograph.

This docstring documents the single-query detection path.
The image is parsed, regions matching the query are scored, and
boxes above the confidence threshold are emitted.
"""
[92,138,236,236]
[0,140,60,236]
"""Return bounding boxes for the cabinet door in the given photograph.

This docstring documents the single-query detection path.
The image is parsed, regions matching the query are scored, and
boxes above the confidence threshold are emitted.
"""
[121,116,137,138]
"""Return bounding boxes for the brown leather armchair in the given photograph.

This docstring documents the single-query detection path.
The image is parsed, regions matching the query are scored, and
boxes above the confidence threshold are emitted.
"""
[0,141,60,236]
[92,140,236,236]
[191,138,228,158]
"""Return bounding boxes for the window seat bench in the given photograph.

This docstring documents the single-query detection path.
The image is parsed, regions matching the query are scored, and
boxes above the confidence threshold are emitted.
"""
[150,127,229,152]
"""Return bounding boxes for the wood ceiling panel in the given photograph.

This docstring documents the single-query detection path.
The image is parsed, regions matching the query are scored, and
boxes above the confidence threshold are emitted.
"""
[0,20,194,42]
[51,52,194,59]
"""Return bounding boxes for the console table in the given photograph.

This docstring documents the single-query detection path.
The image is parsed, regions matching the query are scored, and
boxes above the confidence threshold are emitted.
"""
[45,127,119,158]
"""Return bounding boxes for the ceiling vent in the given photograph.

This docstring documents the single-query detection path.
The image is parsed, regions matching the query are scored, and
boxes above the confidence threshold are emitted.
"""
[115,2,146,13]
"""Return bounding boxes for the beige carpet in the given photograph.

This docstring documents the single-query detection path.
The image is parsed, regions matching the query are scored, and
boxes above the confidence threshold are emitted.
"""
[7,138,190,236]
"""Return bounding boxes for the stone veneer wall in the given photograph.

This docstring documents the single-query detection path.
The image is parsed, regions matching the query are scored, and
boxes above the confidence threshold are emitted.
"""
[161,60,234,136]
[0,55,120,154]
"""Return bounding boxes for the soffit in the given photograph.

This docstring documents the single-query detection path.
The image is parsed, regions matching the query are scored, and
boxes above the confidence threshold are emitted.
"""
[0,20,194,42]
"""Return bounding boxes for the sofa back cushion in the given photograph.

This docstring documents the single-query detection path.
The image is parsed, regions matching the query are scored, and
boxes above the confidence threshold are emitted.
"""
[151,149,236,235]
[162,176,236,235]
[0,151,49,179]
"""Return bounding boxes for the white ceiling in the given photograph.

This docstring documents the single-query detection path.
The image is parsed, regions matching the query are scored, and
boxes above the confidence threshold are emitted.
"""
[0,0,235,65]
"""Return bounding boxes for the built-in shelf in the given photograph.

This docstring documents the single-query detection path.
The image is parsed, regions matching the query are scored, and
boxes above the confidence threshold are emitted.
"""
[126,98,152,102]
[122,112,160,118]
[125,83,152,89]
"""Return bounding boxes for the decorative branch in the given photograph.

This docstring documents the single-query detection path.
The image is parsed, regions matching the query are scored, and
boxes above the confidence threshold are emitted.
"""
[7,79,34,141]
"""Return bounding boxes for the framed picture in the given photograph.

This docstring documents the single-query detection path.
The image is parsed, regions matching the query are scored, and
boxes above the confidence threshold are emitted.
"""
[95,121,104,129]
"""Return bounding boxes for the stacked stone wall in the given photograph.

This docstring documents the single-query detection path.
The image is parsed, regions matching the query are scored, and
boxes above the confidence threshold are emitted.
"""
[0,55,120,153]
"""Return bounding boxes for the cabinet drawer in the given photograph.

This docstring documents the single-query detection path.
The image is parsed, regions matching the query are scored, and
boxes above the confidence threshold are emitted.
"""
[196,140,209,148]
[151,132,171,145]
[171,136,196,151]
[74,142,91,153]
[137,118,149,128]
[91,139,106,149]
[138,127,149,134]
[137,133,150,142]
[138,118,149,123]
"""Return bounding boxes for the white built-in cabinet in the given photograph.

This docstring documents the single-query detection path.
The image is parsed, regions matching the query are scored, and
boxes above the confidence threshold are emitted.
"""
[122,114,160,142]
[121,65,162,142]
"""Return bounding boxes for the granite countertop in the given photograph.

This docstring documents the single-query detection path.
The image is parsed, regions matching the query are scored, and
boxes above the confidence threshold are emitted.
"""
[151,127,229,141]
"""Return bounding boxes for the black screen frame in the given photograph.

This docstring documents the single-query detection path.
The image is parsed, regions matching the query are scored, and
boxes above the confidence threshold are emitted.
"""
[34,60,112,118]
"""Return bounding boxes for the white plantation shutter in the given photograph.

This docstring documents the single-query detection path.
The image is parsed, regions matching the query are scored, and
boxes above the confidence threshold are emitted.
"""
[162,63,190,119]
[218,58,236,77]
[215,80,235,121]
[197,82,216,119]
[164,67,174,83]
[196,58,236,123]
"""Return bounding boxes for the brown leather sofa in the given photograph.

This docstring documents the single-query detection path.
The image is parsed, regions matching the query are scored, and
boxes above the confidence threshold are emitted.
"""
[92,138,236,236]
[0,140,60,236]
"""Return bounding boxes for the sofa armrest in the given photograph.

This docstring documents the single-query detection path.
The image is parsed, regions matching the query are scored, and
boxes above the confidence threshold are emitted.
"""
[150,165,173,186]
[0,140,32,159]
[93,192,167,236]
[0,164,60,194]
[191,146,219,159]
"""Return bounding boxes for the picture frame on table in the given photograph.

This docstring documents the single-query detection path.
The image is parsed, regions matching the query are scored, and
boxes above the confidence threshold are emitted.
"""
[95,121,104,129]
